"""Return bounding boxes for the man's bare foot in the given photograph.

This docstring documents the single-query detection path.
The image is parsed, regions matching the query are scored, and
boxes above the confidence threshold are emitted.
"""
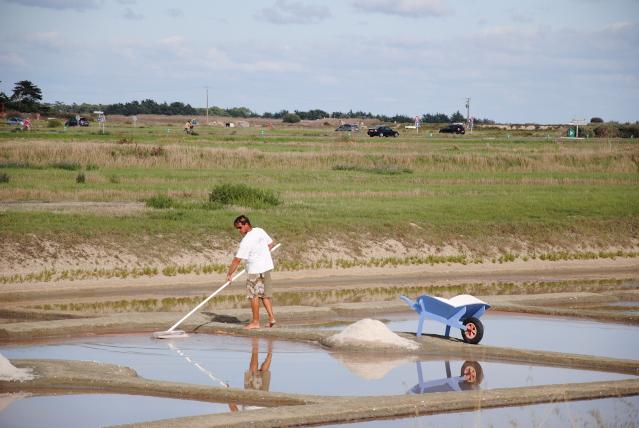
[244,322,260,329]
[268,319,277,328]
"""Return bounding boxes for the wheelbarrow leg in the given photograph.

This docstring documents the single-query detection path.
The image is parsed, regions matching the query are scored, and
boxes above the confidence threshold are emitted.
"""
[417,313,426,336]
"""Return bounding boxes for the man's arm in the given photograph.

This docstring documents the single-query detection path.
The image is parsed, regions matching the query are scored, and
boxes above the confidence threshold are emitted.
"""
[226,257,242,282]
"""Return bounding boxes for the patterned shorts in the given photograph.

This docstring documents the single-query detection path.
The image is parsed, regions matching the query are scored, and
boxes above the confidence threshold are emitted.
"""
[246,271,271,299]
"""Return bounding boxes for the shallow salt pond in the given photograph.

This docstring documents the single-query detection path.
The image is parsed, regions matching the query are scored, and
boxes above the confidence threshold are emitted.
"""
[365,311,639,360]
[0,334,635,397]
[0,393,233,428]
[324,395,639,428]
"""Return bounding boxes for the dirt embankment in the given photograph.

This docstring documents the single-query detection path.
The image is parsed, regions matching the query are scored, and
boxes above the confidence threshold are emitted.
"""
[2,230,638,280]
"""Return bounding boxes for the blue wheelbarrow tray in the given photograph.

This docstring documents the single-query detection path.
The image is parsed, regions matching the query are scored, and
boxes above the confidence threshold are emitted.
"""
[400,294,490,343]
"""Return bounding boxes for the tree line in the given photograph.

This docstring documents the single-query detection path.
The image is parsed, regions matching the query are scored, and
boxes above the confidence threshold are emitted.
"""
[1,80,496,123]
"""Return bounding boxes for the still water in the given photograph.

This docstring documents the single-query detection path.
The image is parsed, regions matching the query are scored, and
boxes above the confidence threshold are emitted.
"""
[1,333,634,396]
[0,393,232,428]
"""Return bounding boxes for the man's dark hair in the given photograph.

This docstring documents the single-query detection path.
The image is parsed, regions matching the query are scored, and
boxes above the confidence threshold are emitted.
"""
[234,215,251,226]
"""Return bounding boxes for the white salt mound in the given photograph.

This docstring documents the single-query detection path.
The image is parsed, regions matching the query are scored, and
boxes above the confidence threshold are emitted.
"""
[0,352,35,382]
[327,318,419,350]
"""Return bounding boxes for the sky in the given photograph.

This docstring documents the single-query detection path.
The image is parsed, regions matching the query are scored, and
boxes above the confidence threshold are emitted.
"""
[1,0,638,124]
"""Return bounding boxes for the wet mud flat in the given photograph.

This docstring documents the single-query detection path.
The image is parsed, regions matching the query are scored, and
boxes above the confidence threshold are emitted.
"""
[1,266,639,427]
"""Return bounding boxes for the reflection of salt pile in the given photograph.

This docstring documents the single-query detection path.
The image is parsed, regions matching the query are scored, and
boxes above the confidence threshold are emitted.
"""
[325,319,419,350]
[332,353,417,380]
[0,352,35,382]
[0,393,31,412]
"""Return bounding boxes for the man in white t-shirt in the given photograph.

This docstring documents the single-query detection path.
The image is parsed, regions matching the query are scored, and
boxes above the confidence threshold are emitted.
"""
[227,215,277,329]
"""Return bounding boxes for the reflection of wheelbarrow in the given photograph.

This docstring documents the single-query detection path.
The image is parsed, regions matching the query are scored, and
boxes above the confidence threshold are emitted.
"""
[408,360,484,394]
[400,294,490,344]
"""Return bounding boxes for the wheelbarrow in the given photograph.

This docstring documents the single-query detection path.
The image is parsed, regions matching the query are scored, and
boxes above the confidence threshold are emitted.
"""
[400,294,490,344]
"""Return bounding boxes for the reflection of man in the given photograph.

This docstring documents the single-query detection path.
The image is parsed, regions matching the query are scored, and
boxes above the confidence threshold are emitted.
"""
[244,337,272,391]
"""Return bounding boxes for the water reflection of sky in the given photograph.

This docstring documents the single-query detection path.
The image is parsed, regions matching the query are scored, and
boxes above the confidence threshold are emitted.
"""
[377,311,639,360]
[0,334,634,397]
[322,396,639,428]
[0,394,229,428]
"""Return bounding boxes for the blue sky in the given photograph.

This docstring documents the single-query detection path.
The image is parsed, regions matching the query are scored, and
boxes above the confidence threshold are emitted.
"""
[1,0,637,123]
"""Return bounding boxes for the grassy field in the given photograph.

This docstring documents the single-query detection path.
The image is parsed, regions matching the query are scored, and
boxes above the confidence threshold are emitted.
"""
[1,117,638,280]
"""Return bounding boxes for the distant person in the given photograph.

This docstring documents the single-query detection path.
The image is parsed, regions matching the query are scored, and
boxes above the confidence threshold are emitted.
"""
[183,120,192,134]
[22,118,31,131]
[244,337,272,392]
[226,215,277,329]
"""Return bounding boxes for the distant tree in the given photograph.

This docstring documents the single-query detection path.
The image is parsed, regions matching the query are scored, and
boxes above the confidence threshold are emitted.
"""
[282,112,301,123]
[422,113,450,123]
[590,117,604,123]
[0,91,9,112]
[10,80,45,112]
[450,110,465,123]
[389,114,412,123]
[227,106,255,117]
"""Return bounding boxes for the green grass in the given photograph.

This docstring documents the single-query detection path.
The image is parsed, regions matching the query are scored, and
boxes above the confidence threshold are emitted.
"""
[1,121,638,275]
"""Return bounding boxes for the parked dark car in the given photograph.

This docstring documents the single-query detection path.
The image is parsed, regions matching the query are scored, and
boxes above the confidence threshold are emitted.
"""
[439,123,465,134]
[367,125,399,137]
[6,117,24,126]
[335,124,359,132]
[65,117,90,127]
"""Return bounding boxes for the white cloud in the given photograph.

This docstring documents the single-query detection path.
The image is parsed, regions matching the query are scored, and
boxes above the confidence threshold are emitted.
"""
[158,36,191,58]
[255,0,331,25]
[167,8,183,18]
[4,0,104,11]
[203,46,303,73]
[0,51,26,67]
[122,7,143,20]
[23,31,63,46]
[350,0,450,17]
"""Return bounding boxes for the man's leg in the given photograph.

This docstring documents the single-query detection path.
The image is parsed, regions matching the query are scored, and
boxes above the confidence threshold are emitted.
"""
[262,297,276,327]
[245,297,260,329]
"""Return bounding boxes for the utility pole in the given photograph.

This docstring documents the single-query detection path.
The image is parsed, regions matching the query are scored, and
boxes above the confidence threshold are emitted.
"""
[465,97,472,134]
[465,97,470,123]
[205,86,209,124]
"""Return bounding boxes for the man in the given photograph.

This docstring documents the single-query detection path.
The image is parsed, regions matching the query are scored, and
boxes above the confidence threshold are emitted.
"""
[226,215,277,329]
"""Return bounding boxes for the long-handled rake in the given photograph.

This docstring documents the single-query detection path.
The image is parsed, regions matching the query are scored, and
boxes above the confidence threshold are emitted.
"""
[153,243,281,339]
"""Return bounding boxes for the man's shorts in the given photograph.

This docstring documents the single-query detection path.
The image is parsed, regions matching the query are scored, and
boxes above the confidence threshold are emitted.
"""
[246,271,272,299]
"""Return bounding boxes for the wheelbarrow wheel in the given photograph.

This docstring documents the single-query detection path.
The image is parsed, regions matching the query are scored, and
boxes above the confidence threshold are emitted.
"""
[460,361,484,389]
[461,317,484,344]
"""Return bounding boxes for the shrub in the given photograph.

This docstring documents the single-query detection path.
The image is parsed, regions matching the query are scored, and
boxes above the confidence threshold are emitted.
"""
[282,113,301,123]
[76,172,86,183]
[209,184,280,208]
[593,125,616,138]
[590,117,604,123]
[47,119,63,128]
[150,146,165,156]
[52,162,81,171]
[0,172,9,183]
[146,194,175,209]
[618,124,639,138]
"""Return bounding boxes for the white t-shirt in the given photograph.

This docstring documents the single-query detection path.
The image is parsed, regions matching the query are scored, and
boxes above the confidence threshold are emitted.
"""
[235,227,274,274]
